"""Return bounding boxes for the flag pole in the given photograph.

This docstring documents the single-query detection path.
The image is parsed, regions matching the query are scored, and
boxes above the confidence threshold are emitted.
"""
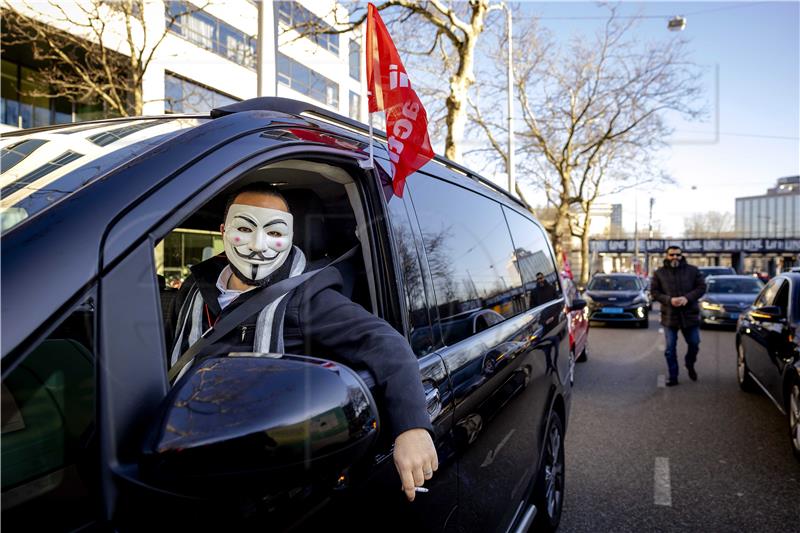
[361,90,375,170]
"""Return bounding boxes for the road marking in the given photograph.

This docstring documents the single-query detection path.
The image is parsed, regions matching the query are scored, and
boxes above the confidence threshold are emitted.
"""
[657,375,666,388]
[654,457,672,506]
[481,429,516,468]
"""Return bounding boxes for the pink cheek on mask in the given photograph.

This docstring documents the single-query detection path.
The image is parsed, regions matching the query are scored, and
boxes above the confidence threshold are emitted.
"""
[234,237,241,243]
[275,242,283,249]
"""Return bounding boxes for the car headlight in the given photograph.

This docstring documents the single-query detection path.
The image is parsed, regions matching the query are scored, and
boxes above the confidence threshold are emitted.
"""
[701,301,723,311]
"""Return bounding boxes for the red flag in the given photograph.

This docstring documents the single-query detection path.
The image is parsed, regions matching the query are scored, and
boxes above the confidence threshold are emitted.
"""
[562,251,574,280]
[366,3,434,197]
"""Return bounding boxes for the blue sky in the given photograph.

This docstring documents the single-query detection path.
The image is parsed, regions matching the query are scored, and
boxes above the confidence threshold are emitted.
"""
[514,1,799,236]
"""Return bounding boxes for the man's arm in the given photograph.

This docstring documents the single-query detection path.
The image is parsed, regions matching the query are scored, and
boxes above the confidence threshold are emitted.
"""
[650,272,671,305]
[293,268,437,501]
[684,268,707,302]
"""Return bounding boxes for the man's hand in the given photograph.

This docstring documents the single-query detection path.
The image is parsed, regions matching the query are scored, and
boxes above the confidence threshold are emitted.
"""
[393,428,438,502]
[670,296,688,307]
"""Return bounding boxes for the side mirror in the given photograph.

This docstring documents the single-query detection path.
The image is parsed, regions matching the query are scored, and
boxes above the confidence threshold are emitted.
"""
[141,354,379,495]
[569,298,587,311]
[751,305,785,322]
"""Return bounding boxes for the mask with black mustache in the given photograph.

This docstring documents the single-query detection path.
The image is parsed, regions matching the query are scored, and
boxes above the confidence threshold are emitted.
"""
[223,204,294,286]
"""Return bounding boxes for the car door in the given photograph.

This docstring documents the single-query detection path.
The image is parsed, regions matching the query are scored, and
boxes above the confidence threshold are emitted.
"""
[760,279,793,399]
[744,278,785,392]
[102,137,458,531]
[405,173,566,532]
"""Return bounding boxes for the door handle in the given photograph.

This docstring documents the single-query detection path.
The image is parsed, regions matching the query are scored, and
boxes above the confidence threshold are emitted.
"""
[425,385,442,421]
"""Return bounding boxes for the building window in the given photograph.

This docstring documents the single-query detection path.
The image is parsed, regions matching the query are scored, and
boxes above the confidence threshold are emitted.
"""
[165,2,257,70]
[164,73,239,114]
[276,1,339,55]
[277,53,339,108]
[1,59,107,128]
[349,40,361,81]
[349,91,360,121]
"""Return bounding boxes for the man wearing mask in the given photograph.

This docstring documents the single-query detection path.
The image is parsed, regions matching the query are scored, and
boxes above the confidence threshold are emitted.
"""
[650,246,707,386]
[167,182,437,501]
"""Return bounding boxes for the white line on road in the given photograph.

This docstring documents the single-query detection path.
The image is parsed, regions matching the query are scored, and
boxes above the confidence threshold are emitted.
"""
[654,457,672,506]
[657,375,666,388]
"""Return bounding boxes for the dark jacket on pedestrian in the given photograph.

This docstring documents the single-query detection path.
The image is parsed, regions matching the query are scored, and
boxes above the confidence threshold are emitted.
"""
[167,250,433,440]
[650,256,707,328]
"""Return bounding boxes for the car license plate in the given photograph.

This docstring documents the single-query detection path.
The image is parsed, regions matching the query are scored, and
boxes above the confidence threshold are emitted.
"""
[603,307,623,314]
[729,312,739,319]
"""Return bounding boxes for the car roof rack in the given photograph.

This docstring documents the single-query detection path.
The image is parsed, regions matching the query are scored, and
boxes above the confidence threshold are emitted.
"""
[211,97,524,208]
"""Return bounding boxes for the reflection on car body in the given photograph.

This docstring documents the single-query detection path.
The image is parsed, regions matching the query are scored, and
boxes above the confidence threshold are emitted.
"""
[1,97,572,532]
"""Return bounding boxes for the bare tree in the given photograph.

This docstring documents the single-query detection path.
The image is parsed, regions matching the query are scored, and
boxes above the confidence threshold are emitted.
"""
[683,211,735,238]
[1,0,204,117]
[471,8,701,282]
[292,0,504,163]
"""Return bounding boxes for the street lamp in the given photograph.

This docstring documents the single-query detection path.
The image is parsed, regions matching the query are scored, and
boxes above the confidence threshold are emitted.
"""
[668,16,686,32]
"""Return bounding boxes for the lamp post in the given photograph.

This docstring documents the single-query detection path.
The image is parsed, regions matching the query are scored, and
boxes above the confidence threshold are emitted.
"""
[499,2,514,194]
[646,197,654,274]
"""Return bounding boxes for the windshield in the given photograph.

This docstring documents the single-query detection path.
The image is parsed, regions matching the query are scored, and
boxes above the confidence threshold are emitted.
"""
[707,278,763,294]
[701,267,734,275]
[0,118,208,235]
[588,277,640,291]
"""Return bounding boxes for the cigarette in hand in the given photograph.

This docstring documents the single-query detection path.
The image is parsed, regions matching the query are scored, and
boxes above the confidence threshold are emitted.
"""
[414,487,429,493]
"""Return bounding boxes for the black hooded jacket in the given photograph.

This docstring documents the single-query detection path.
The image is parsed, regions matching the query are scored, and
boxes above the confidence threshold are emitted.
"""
[650,256,707,328]
[167,251,433,440]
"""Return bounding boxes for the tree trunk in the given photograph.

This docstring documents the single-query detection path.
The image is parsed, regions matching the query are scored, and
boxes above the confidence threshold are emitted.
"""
[444,36,478,162]
[580,225,591,285]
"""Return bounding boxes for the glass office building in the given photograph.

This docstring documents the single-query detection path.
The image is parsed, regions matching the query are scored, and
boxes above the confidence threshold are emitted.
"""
[735,176,800,238]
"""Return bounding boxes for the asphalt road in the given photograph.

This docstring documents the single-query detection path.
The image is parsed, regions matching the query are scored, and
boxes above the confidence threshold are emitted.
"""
[559,304,800,533]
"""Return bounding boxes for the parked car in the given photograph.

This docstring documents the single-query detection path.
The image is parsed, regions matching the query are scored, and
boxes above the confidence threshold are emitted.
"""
[699,275,764,328]
[561,274,589,368]
[735,273,800,461]
[584,273,650,328]
[0,97,572,532]
[637,275,653,310]
[698,266,736,279]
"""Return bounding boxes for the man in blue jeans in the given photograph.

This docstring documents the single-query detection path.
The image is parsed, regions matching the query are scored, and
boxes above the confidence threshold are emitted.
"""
[650,246,707,386]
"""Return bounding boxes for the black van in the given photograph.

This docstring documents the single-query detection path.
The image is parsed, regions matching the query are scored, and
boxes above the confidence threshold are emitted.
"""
[1,98,572,532]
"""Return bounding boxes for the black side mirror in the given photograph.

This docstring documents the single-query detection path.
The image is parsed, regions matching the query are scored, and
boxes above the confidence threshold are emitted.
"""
[141,354,379,495]
[569,298,587,311]
[751,305,785,322]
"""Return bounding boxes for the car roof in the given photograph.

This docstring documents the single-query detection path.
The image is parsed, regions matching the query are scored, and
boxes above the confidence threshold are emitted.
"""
[706,275,758,279]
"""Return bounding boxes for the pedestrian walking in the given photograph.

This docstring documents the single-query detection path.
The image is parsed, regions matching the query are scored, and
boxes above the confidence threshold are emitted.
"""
[650,246,707,386]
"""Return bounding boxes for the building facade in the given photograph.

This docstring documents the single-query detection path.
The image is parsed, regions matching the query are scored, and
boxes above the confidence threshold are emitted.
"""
[735,176,800,239]
[1,1,366,129]
[1,1,367,278]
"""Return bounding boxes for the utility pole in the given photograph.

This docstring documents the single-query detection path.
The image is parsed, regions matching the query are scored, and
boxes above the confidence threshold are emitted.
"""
[646,197,654,275]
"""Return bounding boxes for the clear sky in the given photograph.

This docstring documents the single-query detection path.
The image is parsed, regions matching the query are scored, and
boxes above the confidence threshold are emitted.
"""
[512,1,800,237]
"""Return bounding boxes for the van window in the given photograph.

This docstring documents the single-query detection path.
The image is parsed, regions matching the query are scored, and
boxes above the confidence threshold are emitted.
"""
[1,293,98,531]
[386,195,435,356]
[503,207,561,308]
[407,176,525,345]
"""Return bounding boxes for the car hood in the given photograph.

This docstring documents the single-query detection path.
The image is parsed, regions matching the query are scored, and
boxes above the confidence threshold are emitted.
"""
[702,293,759,305]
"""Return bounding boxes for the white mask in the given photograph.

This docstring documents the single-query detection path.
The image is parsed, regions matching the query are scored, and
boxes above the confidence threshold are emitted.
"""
[223,203,293,285]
